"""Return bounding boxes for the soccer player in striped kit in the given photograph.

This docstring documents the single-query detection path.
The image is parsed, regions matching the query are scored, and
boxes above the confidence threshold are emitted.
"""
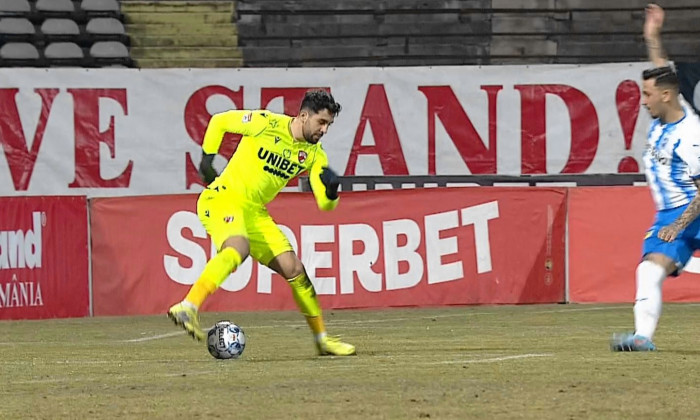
[611,4,700,351]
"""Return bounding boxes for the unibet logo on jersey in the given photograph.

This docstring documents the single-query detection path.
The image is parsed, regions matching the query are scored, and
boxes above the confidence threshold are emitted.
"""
[257,147,304,180]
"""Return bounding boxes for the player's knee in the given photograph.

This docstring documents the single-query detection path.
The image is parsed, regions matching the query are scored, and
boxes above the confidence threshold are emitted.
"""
[288,259,305,279]
[222,236,250,260]
[642,254,675,277]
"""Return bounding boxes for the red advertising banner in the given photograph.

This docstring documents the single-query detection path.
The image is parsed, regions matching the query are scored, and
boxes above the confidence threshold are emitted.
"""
[90,188,566,316]
[568,187,700,303]
[0,196,89,319]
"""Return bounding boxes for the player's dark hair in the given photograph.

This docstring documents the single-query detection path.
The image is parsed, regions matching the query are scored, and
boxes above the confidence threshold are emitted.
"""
[300,90,342,116]
[642,66,680,91]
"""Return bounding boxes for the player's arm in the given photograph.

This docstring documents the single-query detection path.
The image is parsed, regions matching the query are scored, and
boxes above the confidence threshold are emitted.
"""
[308,148,340,211]
[199,110,268,184]
[644,4,669,67]
[658,140,700,242]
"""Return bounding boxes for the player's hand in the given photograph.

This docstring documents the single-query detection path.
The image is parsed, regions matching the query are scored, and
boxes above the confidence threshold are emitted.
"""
[644,3,664,40]
[199,153,218,184]
[199,167,218,185]
[319,167,340,200]
[658,223,681,242]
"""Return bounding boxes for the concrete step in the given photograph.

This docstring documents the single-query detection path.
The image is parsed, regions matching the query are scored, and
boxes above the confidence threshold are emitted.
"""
[125,12,232,25]
[135,57,243,68]
[126,23,237,36]
[131,46,243,59]
[121,1,234,14]
[131,35,238,47]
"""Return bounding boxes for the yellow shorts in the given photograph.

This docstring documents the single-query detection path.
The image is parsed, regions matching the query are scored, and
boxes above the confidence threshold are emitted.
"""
[196,186,293,265]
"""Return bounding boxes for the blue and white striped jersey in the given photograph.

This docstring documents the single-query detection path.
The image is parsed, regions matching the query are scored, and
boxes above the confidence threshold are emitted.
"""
[643,98,700,210]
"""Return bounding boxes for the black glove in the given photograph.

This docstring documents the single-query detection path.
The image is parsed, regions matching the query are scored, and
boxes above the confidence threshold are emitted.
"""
[199,153,218,185]
[319,167,340,200]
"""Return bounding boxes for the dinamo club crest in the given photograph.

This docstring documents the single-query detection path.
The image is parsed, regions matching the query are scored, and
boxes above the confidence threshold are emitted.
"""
[298,150,307,164]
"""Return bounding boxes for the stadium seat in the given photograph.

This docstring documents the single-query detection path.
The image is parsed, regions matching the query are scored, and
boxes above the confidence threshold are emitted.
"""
[44,41,87,66]
[86,17,128,44]
[0,17,35,42]
[0,41,42,66]
[40,18,81,42]
[89,40,131,66]
[35,0,75,18]
[0,0,31,15]
[80,0,121,19]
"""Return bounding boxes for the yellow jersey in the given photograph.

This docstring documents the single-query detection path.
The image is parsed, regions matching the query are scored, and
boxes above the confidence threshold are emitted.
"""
[202,109,338,211]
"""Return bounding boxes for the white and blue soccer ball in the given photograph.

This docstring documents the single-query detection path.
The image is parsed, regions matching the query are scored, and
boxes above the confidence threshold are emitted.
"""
[207,321,246,359]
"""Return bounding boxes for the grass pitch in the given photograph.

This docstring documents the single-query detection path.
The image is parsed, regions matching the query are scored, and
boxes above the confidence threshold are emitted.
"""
[2,304,700,419]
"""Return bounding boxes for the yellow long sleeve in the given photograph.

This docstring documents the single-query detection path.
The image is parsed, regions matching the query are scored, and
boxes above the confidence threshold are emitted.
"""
[202,110,268,154]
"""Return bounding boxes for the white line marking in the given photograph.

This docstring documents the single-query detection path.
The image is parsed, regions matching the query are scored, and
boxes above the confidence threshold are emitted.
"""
[1,359,216,367]
[433,353,553,365]
[0,304,652,345]
[0,305,639,345]
[319,353,554,370]
[244,305,635,329]
[11,378,72,385]
[9,369,220,385]
[124,331,185,342]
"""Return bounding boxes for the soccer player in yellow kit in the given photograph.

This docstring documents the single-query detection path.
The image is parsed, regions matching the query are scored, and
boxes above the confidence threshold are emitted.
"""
[168,90,355,356]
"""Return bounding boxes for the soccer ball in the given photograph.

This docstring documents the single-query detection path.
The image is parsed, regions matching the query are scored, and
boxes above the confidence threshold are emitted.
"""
[207,321,246,359]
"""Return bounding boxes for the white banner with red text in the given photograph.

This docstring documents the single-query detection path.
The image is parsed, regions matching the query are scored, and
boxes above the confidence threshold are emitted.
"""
[0,196,89,319]
[0,63,649,197]
[90,189,566,315]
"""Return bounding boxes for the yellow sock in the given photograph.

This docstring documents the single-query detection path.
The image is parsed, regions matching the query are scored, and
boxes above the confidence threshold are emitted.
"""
[185,247,242,308]
[184,279,217,309]
[288,272,325,335]
[306,315,326,336]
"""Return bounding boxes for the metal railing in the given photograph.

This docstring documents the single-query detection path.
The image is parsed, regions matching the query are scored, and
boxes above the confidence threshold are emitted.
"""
[298,173,647,192]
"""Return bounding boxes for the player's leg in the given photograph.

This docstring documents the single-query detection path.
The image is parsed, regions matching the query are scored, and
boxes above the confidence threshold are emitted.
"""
[249,213,355,356]
[182,235,249,309]
[168,188,250,341]
[634,253,675,336]
[611,252,676,351]
[612,208,694,351]
[267,252,355,356]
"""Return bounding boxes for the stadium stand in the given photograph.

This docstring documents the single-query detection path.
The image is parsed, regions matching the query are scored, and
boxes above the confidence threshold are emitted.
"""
[0,41,40,66]
[35,0,76,18]
[44,40,85,66]
[121,0,241,68]
[0,0,32,15]
[0,17,35,42]
[81,0,121,18]
[90,40,129,65]
[0,0,132,67]
[2,1,700,69]
[234,0,700,67]
[86,17,126,39]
